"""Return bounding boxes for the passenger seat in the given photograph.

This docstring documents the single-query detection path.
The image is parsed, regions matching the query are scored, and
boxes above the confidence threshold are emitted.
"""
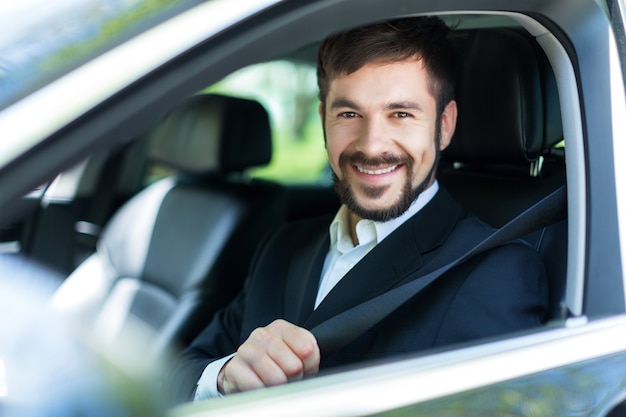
[50,94,286,358]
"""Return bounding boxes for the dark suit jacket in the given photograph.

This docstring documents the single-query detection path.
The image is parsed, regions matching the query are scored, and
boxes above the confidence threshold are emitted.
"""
[166,187,548,402]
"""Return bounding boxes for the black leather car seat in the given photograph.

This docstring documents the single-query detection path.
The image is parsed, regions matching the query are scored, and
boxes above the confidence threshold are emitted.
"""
[51,93,286,358]
[440,28,567,321]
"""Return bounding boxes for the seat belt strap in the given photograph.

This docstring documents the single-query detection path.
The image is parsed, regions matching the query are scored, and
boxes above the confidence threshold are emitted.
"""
[311,185,567,357]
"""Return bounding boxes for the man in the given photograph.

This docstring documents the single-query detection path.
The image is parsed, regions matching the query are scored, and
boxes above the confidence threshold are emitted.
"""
[167,16,548,402]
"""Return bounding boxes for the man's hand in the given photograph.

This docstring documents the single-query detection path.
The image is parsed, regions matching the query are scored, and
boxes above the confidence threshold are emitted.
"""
[217,319,320,395]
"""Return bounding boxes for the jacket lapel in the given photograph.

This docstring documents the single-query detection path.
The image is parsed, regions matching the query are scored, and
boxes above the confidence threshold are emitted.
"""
[303,187,465,329]
[282,221,330,326]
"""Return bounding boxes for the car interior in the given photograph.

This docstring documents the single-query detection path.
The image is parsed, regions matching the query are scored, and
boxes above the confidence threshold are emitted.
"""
[49,93,289,358]
[1,14,568,369]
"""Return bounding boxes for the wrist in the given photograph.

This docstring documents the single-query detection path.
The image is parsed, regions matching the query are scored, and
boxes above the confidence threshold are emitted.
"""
[216,357,233,395]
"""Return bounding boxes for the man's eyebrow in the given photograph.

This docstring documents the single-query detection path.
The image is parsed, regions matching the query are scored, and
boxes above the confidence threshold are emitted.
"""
[329,98,361,110]
[329,99,425,112]
[384,101,424,112]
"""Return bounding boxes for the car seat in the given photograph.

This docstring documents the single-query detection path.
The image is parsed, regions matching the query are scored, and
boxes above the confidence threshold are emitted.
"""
[440,27,568,321]
[50,93,287,358]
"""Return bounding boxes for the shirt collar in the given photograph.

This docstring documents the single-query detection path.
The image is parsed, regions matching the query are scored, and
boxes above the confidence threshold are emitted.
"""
[329,180,439,249]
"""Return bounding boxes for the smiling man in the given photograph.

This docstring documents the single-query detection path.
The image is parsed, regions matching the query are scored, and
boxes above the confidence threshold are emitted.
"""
[167,16,548,402]
[323,60,456,229]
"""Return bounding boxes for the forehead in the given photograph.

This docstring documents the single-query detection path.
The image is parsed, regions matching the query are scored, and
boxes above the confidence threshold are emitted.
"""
[327,59,436,108]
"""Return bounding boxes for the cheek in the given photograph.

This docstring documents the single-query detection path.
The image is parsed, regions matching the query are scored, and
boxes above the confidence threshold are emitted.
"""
[401,131,439,178]
[413,141,436,163]
[398,127,435,159]
[324,125,351,170]
[326,143,343,177]
[412,143,439,178]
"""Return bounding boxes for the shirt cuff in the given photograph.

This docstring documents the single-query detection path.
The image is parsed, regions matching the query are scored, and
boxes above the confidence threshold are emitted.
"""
[193,353,236,401]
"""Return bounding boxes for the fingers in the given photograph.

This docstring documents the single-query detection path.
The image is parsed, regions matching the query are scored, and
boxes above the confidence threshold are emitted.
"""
[281,322,320,378]
[218,319,320,395]
[219,355,265,394]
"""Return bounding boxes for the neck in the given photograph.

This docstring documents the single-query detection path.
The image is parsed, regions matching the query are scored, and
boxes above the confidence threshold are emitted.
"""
[348,212,362,245]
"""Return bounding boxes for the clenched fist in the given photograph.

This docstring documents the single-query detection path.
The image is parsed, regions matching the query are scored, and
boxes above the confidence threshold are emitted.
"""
[217,319,320,395]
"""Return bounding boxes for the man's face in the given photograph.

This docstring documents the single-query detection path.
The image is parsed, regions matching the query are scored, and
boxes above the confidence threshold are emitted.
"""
[322,58,457,222]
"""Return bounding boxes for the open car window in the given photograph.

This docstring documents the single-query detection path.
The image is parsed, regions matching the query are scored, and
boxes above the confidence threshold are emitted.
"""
[1,1,626,416]
[204,61,329,185]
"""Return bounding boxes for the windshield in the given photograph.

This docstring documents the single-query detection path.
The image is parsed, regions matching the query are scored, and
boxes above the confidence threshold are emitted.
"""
[0,0,205,110]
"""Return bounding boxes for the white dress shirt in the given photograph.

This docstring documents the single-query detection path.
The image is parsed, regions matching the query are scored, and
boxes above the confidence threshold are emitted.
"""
[194,181,440,400]
[315,181,439,308]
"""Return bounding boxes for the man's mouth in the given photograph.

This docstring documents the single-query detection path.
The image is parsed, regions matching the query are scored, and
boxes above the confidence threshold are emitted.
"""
[356,165,399,175]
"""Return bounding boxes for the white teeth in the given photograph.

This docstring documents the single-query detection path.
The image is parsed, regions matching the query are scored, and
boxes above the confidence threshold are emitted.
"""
[357,165,398,175]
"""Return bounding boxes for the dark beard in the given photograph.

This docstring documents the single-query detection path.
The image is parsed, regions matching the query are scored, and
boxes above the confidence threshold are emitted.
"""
[332,151,438,222]
[332,117,442,222]
[327,110,444,222]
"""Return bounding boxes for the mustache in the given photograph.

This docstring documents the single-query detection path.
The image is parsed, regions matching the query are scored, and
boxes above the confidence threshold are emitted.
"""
[338,151,412,167]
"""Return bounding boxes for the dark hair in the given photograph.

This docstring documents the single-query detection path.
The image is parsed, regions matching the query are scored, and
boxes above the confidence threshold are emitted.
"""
[317,16,456,116]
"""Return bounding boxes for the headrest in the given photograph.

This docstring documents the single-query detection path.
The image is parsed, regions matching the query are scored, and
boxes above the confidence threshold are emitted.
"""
[148,94,272,174]
[444,28,563,166]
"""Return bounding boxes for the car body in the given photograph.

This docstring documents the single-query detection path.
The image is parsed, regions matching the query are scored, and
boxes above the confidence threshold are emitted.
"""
[1,0,626,416]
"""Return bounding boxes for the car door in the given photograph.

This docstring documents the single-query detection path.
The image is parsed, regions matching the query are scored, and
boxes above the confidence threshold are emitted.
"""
[164,0,626,415]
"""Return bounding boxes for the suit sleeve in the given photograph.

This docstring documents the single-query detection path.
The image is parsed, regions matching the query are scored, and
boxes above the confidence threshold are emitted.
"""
[434,241,549,345]
[163,228,280,405]
[162,285,247,404]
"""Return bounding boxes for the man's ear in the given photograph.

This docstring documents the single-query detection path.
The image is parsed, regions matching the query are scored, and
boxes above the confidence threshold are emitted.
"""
[439,100,457,151]
[318,102,325,119]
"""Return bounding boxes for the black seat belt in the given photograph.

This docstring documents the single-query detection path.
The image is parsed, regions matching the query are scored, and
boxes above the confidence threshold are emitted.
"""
[311,185,567,357]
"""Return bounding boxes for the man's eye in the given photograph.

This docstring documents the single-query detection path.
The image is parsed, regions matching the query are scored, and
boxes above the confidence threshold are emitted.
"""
[340,112,358,118]
[393,112,410,118]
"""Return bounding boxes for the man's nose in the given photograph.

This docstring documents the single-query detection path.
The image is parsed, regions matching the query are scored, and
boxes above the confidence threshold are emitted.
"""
[355,117,388,156]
